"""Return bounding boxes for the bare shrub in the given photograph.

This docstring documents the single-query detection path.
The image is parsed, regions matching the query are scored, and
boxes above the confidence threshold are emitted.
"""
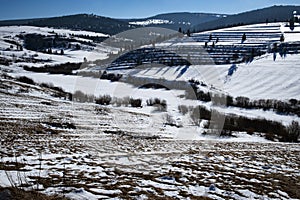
[130,98,142,108]
[95,95,112,105]
[285,121,300,142]
[73,90,94,103]
[178,105,189,115]
[78,70,102,78]
[122,96,130,107]
[146,98,167,111]
[189,106,201,126]
[95,106,110,115]
[112,97,122,107]
[111,96,141,107]
[164,114,181,127]
[16,76,35,85]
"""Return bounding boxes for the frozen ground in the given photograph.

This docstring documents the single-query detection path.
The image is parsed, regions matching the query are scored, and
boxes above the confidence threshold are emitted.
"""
[0,72,299,200]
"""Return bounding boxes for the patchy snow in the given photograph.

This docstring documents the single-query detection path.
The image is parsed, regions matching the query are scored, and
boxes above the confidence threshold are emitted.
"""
[0,25,109,38]
[0,22,299,199]
[0,25,113,65]
[129,19,174,26]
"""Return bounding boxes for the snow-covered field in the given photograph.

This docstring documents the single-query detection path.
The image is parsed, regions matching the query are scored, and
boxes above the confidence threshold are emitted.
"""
[0,76,299,199]
[0,26,108,38]
[0,21,299,199]
[7,66,299,127]
[102,23,300,100]
[0,25,112,65]
[130,53,300,100]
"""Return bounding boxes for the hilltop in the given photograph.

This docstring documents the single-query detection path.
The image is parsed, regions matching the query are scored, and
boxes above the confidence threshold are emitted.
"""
[0,5,299,34]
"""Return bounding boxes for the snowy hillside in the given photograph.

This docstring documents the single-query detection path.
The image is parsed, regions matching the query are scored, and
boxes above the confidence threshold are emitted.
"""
[0,22,298,126]
[0,70,299,200]
[130,53,300,100]
[103,23,300,100]
[0,14,137,35]
[193,5,300,32]
[126,12,227,31]
[0,25,112,65]
[0,25,108,38]
[129,19,174,26]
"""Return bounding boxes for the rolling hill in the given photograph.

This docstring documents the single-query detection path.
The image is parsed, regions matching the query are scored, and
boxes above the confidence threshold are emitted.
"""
[0,14,138,35]
[123,12,227,31]
[193,5,300,32]
[0,5,299,35]
[0,12,226,34]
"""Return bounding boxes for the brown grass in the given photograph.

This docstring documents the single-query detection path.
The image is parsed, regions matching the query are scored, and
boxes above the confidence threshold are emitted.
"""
[0,187,69,200]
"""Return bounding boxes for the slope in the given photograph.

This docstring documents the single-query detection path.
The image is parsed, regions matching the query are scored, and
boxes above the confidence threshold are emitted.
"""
[125,12,227,31]
[0,14,138,35]
[193,5,300,32]
[106,22,300,101]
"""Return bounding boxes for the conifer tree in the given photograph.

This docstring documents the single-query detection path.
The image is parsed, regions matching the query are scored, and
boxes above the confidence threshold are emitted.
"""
[242,33,246,43]
[280,34,285,42]
[187,29,191,37]
[178,27,182,33]
[290,18,295,31]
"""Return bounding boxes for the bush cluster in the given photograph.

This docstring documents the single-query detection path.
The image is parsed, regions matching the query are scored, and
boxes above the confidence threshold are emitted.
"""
[95,95,112,105]
[188,80,300,117]
[184,105,299,143]
[93,95,143,108]
[72,90,94,103]
[16,76,35,85]
[100,71,122,82]
[129,98,142,108]
[146,98,167,111]
[23,62,81,75]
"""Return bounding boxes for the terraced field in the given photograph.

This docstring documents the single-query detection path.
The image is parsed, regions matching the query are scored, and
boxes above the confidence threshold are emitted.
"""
[105,23,300,69]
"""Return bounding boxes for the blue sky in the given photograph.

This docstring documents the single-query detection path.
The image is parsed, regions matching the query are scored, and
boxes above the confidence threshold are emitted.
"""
[1,0,299,20]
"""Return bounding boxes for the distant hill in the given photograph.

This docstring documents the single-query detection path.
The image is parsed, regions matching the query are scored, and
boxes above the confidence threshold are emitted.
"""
[193,5,300,32]
[0,18,42,26]
[0,12,228,34]
[123,12,228,31]
[0,14,137,35]
[0,5,299,35]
